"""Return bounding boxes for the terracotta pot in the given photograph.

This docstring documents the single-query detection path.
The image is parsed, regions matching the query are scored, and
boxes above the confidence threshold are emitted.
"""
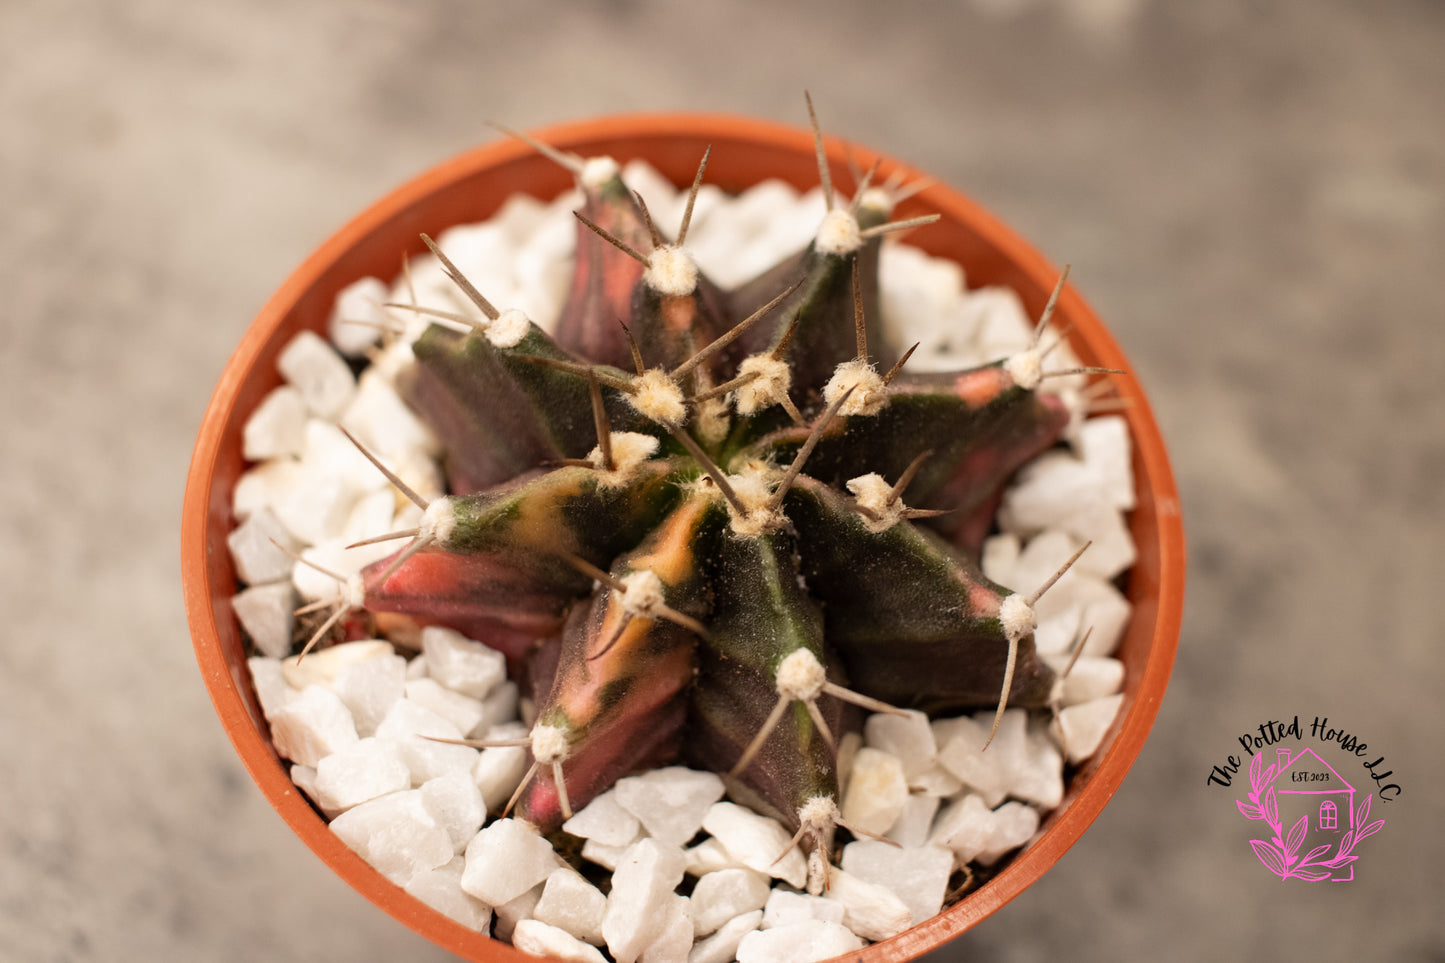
[182,113,1184,962]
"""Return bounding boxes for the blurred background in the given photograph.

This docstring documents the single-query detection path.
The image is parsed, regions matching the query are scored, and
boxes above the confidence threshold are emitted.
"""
[3,0,1442,960]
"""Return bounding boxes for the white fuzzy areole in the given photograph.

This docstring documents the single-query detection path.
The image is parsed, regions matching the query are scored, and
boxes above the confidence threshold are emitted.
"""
[857,187,896,218]
[798,795,840,830]
[999,593,1037,644]
[846,473,905,533]
[587,431,660,487]
[775,648,826,701]
[628,369,687,427]
[530,723,570,763]
[486,308,531,349]
[693,395,731,447]
[644,246,699,296]
[619,569,666,618]
[419,496,457,546]
[823,359,888,417]
[732,354,793,415]
[1004,349,1044,390]
[724,461,785,537]
[580,156,620,189]
[815,208,863,255]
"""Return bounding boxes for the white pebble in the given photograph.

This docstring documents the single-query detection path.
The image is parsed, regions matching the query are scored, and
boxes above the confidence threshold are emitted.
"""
[841,747,908,838]
[1054,693,1125,763]
[329,789,453,886]
[278,329,356,420]
[512,920,607,963]
[492,881,544,942]
[231,582,297,660]
[602,838,688,963]
[299,419,390,495]
[735,920,863,963]
[403,857,491,933]
[289,764,338,819]
[270,469,359,547]
[1011,722,1065,809]
[243,385,308,461]
[689,868,771,937]
[863,710,937,780]
[613,767,725,847]
[688,909,762,963]
[1069,504,1137,581]
[477,681,520,735]
[683,837,743,877]
[1033,604,1084,656]
[821,865,912,941]
[268,684,358,767]
[405,678,486,737]
[841,839,953,926]
[375,698,477,785]
[422,626,506,699]
[1047,655,1125,706]
[976,801,1040,866]
[342,488,398,545]
[909,761,965,799]
[930,793,996,863]
[1009,529,1085,621]
[533,868,607,945]
[701,802,807,889]
[1078,415,1135,510]
[461,818,562,907]
[885,794,941,849]
[1081,585,1133,656]
[331,652,406,738]
[640,893,693,963]
[932,716,1007,807]
[315,737,411,811]
[581,837,634,872]
[1000,451,1109,538]
[327,276,389,357]
[760,889,845,930]
[420,770,485,853]
[340,369,439,462]
[232,457,303,522]
[980,532,1021,586]
[282,639,393,690]
[563,789,641,848]
[472,722,531,810]
[226,506,297,586]
[246,657,296,721]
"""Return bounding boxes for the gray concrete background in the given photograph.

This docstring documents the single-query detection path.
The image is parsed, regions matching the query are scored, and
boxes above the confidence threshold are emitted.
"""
[3,0,1442,960]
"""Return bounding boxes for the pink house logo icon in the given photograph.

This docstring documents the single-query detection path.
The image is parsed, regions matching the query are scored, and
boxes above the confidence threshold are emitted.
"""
[1237,746,1384,881]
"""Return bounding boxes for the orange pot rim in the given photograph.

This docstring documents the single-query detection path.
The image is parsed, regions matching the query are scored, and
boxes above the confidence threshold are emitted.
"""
[182,111,1185,963]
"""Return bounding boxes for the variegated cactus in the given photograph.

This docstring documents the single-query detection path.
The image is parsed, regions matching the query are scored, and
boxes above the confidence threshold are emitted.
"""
[313,102,1109,894]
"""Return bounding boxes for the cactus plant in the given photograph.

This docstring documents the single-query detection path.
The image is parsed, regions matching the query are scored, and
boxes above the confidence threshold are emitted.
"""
[300,102,1114,895]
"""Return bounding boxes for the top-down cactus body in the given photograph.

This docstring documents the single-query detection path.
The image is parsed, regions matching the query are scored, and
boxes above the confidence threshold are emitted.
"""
[320,104,1105,894]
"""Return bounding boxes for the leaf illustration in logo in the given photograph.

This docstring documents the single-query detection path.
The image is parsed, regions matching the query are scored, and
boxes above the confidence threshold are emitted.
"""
[1301,843,1332,865]
[1356,819,1384,844]
[1293,868,1332,882]
[1354,793,1372,829]
[1250,838,1288,878]
[1285,815,1308,861]
[1249,752,1264,790]
[1263,785,1280,827]
[1236,799,1264,820]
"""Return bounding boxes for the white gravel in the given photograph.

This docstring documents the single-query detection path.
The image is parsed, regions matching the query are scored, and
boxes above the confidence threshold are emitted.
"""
[232,159,1134,959]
